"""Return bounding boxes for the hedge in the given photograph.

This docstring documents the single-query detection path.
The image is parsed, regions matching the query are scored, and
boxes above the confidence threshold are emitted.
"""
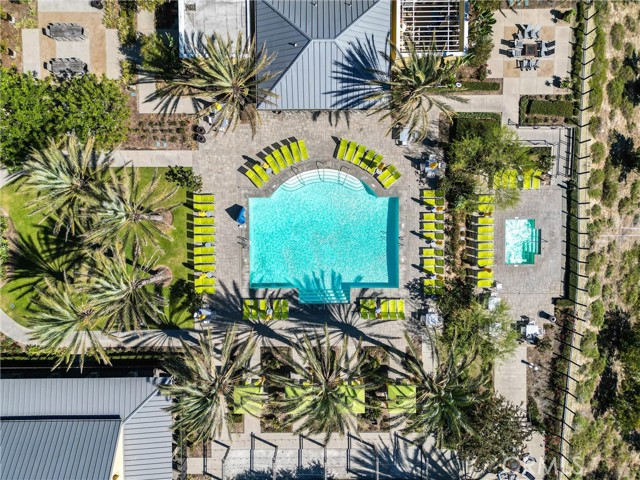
[459,81,501,92]
[528,100,574,117]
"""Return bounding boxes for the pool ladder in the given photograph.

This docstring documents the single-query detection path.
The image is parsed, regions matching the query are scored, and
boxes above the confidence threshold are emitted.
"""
[316,161,325,182]
[291,165,306,186]
[338,165,349,185]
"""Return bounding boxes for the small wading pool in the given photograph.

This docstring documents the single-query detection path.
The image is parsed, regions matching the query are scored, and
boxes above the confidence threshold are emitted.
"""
[505,219,541,265]
[249,169,399,303]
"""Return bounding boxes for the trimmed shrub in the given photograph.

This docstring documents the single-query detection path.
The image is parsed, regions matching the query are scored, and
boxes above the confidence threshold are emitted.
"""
[590,300,605,328]
[528,99,574,118]
[610,23,625,51]
[602,178,619,208]
[588,168,605,187]
[591,142,605,164]
[459,81,501,91]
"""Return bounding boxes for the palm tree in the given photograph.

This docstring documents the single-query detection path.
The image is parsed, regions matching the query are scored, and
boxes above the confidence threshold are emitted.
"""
[84,168,179,253]
[365,39,467,141]
[394,334,490,449]
[152,32,278,134]
[20,135,111,239]
[29,280,111,371]
[85,246,168,332]
[268,327,372,442]
[160,328,257,442]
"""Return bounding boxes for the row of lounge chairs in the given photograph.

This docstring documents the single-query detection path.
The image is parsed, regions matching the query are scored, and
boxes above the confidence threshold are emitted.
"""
[492,169,542,190]
[244,139,310,188]
[467,194,495,288]
[335,138,401,189]
[359,298,406,320]
[421,189,446,295]
[192,194,216,294]
[242,299,289,321]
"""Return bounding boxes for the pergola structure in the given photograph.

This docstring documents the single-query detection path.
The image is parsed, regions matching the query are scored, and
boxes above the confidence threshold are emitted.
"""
[397,0,468,56]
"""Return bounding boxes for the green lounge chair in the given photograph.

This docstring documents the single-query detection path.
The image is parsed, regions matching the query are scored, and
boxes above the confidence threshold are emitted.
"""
[388,300,398,320]
[477,217,494,225]
[337,139,348,159]
[245,169,264,188]
[194,246,215,255]
[194,194,215,203]
[281,145,295,165]
[194,234,215,244]
[366,154,382,174]
[522,169,533,190]
[195,264,216,273]
[298,139,309,160]
[421,190,437,198]
[195,277,216,287]
[273,149,287,169]
[265,155,281,174]
[194,203,214,212]
[352,145,366,166]
[290,142,302,162]
[532,170,542,189]
[194,226,215,235]
[397,300,406,320]
[377,166,393,182]
[195,286,216,294]
[380,300,389,319]
[194,217,215,226]
[435,259,445,267]
[345,142,357,162]
[382,172,401,189]
[253,165,270,182]
[358,150,372,170]
[478,195,494,204]
[478,258,494,267]
[194,255,215,264]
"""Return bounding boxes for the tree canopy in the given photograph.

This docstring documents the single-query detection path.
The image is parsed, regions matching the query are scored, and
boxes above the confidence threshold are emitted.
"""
[0,67,130,171]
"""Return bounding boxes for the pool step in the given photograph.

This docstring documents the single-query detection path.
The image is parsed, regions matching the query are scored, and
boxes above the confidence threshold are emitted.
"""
[298,288,350,304]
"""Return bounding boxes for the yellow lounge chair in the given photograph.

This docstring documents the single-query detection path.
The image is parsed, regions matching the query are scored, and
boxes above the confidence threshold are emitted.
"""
[478,226,494,234]
[337,139,348,159]
[194,235,214,244]
[194,246,215,255]
[273,149,287,169]
[194,226,215,234]
[194,217,214,226]
[477,234,494,242]
[281,145,295,165]
[253,165,270,182]
[195,264,216,273]
[352,145,366,166]
[477,250,494,258]
[194,194,214,203]
[265,154,281,174]
[245,169,264,188]
[194,255,215,264]
[290,142,302,162]
[298,139,309,160]
[345,142,357,161]
[195,286,216,294]
[476,279,493,288]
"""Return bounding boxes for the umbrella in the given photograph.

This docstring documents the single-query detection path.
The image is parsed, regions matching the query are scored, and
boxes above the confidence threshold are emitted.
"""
[237,207,246,225]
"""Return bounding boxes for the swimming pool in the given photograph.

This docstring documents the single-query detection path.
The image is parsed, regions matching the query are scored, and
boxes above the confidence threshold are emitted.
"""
[249,169,399,303]
[505,219,540,265]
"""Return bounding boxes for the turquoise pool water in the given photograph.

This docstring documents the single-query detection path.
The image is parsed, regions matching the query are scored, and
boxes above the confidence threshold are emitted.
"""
[249,169,399,303]
[505,219,540,265]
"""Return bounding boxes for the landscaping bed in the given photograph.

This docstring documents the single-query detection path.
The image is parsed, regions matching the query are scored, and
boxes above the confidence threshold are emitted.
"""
[519,95,575,126]
[360,346,390,433]
[458,79,502,95]
[260,347,293,433]
[0,0,37,68]
[0,167,192,329]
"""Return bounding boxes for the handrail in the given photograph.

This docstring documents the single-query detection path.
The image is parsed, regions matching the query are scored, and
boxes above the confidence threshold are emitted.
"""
[316,161,325,181]
[339,165,350,185]
[291,165,305,185]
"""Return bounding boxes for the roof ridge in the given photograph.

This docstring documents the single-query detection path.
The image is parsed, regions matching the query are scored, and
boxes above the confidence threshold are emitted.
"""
[262,0,312,42]
[335,0,381,41]
[123,386,163,424]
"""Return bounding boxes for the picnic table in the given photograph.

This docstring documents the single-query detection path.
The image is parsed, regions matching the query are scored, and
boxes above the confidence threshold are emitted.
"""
[46,23,86,41]
[47,58,87,76]
[523,43,538,57]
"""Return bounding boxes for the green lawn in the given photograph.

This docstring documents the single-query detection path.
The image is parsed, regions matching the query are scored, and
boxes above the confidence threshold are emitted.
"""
[0,167,193,329]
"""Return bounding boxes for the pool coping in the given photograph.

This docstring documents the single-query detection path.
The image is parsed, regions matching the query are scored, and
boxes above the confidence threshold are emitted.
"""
[243,158,397,199]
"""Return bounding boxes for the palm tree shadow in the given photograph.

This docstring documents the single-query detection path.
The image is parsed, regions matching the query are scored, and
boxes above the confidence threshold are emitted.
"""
[349,434,425,479]
[329,34,390,110]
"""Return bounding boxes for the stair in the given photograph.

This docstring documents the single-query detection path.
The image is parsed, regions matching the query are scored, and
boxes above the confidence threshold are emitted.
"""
[298,288,350,304]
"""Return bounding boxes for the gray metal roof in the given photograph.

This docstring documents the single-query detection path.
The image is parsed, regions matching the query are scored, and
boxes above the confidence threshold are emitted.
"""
[1,418,120,480]
[256,0,391,110]
[0,378,173,480]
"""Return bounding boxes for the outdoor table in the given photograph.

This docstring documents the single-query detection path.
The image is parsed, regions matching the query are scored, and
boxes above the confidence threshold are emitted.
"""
[48,23,85,40]
[49,58,86,76]
[387,384,417,414]
[523,43,538,57]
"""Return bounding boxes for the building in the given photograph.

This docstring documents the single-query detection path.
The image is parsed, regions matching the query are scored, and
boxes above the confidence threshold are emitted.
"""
[0,377,173,480]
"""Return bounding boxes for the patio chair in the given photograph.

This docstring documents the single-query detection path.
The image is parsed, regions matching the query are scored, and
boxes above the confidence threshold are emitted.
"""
[352,145,366,166]
[298,139,309,160]
[245,169,264,188]
[194,234,215,244]
[194,217,215,226]
[290,141,302,162]
[194,246,215,255]
[273,149,287,168]
[336,139,348,159]
[281,145,295,165]
[265,154,281,174]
